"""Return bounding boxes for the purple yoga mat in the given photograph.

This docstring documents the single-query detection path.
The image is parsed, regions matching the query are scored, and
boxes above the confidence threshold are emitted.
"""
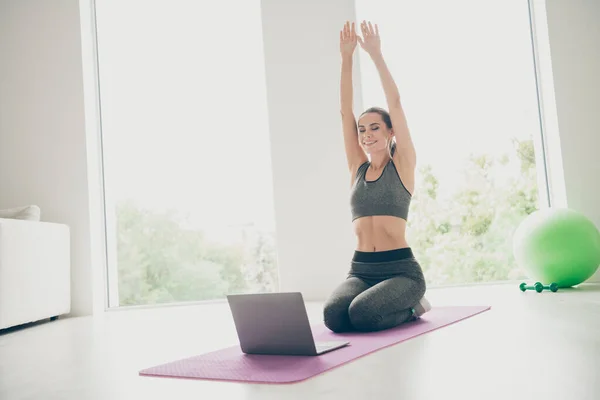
[139,305,490,384]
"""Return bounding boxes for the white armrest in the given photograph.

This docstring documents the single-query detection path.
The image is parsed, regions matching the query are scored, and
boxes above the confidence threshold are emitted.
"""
[0,218,71,329]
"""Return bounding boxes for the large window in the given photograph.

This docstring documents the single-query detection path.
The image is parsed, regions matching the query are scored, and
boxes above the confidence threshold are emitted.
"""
[95,0,549,307]
[95,1,278,307]
[355,0,548,285]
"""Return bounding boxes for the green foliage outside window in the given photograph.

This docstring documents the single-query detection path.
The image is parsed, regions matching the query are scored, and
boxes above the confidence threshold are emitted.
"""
[115,139,538,306]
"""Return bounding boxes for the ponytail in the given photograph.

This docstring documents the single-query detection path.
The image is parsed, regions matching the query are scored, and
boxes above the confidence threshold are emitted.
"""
[388,139,397,160]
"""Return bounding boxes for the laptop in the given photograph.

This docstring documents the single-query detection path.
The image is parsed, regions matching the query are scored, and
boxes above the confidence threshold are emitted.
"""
[226,292,350,356]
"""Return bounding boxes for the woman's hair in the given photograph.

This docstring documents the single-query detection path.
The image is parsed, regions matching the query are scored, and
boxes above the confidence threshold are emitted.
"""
[360,106,396,158]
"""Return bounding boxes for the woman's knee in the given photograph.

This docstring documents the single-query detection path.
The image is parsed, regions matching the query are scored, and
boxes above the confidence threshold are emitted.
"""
[348,297,382,331]
[323,277,370,332]
[323,296,351,333]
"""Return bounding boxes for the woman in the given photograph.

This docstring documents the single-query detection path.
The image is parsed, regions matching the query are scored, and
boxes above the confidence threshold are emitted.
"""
[323,20,431,333]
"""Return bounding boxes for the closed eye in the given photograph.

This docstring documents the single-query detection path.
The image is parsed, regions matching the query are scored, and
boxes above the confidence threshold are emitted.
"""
[359,127,378,133]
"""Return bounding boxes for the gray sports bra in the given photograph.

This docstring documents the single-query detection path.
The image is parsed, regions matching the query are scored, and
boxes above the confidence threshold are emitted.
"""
[349,160,412,221]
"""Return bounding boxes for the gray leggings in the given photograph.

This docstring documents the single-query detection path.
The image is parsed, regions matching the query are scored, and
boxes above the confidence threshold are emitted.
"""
[323,248,426,333]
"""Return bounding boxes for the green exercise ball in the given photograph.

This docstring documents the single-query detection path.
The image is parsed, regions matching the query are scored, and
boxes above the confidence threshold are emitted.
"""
[513,208,600,288]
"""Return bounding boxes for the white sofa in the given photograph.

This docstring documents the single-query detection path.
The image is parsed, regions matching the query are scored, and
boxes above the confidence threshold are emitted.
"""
[0,217,71,330]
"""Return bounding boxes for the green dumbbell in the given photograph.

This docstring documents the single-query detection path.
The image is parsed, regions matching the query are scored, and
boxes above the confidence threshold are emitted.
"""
[546,282,559,292]
[519,282,559,293]
[519,282,542,292]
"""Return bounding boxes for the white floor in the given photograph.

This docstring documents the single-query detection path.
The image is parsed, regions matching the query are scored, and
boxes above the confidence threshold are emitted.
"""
[1,282,600,400]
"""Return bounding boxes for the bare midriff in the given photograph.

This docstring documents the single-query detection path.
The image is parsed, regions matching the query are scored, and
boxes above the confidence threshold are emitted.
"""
[353,215,409,252]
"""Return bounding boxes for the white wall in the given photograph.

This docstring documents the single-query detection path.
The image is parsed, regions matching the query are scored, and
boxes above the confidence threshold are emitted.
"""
[261,0,361,300]
[539,0,600,281]
[0,0,96,315]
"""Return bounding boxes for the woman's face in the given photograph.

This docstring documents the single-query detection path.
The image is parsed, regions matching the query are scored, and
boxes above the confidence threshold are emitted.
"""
[357,112,392,154]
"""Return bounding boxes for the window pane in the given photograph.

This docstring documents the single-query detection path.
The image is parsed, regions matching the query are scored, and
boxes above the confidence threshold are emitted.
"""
[95,0,278,306]
[355,0,546,285]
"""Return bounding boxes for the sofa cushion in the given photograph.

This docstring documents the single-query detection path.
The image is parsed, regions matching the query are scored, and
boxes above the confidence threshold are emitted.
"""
[0,205,41,221]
